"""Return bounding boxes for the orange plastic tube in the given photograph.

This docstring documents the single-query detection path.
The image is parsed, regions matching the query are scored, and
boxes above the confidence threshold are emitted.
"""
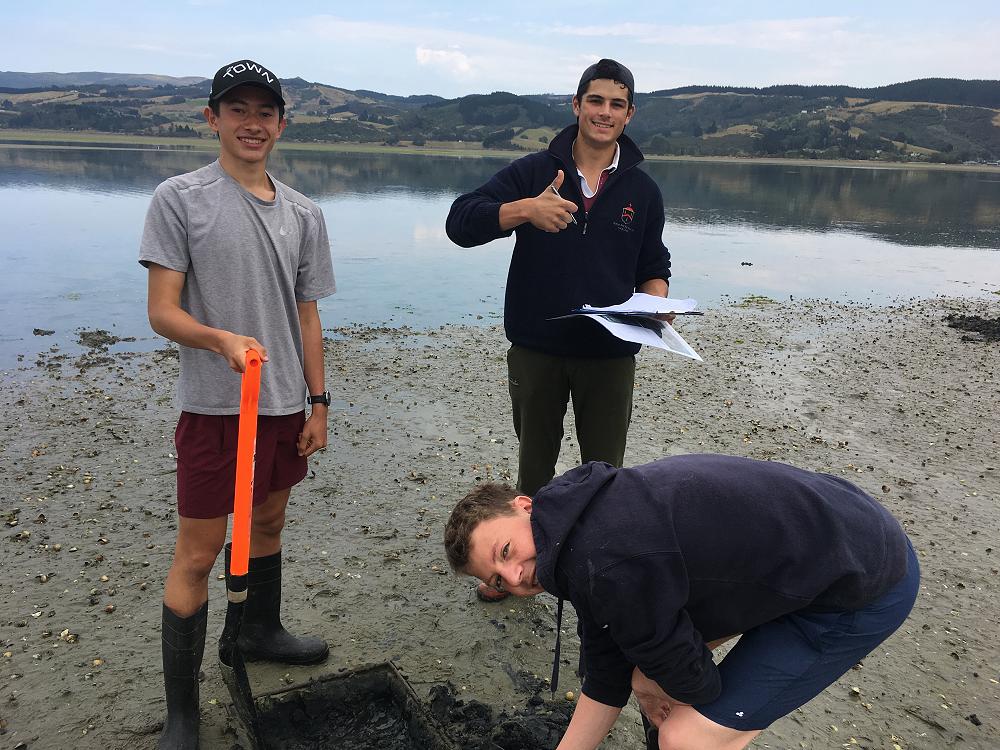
[230,349,262,578]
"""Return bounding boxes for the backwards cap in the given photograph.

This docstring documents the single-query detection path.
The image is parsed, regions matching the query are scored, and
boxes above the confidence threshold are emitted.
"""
[577,59,635,103]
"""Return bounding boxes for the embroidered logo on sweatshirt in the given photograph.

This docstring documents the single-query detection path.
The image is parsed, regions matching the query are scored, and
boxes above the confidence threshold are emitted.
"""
[612,202,636,233]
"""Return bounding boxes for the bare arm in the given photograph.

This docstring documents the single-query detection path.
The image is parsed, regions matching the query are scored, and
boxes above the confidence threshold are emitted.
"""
[296,300,328,457]
[555,694,622,750]
[146,263,267,372]
[638,278,668,298]
[638,278,672,323]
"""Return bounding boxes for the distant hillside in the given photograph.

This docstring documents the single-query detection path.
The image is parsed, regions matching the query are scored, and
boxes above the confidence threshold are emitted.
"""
[1,73,997,163]
[647,79,1000,109]
[0,71,207,89]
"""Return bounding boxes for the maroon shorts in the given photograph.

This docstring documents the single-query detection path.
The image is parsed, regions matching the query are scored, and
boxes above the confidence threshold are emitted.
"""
[174,411,308,519]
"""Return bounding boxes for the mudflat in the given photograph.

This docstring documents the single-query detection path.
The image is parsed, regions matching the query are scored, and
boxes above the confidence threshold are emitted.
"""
[1,296,997,749]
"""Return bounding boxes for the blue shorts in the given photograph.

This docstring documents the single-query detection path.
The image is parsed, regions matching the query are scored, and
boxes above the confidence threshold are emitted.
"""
[696,540,920,731]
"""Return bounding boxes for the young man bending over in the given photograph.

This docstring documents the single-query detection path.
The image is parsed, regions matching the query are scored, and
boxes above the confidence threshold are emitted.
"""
[444,454,918,750]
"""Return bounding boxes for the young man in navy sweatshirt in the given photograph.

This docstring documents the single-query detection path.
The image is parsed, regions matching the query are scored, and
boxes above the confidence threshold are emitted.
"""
[444,454,919,750]
[446,60,671,601]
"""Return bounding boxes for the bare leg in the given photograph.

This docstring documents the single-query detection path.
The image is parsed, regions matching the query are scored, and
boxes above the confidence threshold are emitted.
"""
[163,515,228,616]
[249,487,290,557]
[656,705,761,750]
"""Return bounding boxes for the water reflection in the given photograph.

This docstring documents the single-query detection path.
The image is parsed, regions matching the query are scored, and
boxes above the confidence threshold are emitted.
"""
[3,147,997,247]
[646,161,1000,248]
[0,146,997,369]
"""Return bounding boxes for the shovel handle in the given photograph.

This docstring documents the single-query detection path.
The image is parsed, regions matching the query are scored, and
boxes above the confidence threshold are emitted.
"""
[230,349,262,578]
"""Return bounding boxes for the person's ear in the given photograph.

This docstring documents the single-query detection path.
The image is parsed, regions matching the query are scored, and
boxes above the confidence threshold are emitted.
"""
[513,495,533,513]
[572,96,580,118]
[204,106,219,133]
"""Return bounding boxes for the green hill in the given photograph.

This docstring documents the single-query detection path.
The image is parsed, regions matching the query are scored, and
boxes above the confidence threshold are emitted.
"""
[1,74,997,163]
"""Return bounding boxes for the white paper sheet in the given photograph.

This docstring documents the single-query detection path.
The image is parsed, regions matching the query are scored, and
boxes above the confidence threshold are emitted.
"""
[587,314,703,361]
[554,293,703,361]
[577,293,699,315]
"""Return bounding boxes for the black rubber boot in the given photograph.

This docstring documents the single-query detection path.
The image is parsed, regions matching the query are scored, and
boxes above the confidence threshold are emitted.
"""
[158,601,208,750]
[225,544,329,664]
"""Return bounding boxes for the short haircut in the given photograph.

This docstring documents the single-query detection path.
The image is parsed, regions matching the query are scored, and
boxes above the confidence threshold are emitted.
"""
[209,88,285,120]
[576,58,634,107]
[444,483,519,573]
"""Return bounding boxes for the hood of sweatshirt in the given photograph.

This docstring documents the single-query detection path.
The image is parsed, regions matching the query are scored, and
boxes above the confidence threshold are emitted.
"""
[532,461,618,597]
[530,461,618,694]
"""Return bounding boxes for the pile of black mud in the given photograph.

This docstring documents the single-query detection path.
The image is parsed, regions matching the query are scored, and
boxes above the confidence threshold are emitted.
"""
[251,662,571,750]
[945,313,1000,342]
[428,679,573,750]
[260,688,432,749]
[256,662,451,749]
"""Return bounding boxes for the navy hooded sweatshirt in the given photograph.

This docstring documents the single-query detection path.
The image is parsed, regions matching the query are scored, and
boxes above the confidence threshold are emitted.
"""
[530,455,910,708]
[445,124,671,358]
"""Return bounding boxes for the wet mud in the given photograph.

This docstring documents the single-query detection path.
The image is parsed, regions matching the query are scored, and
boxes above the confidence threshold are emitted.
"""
[945,312,1000,341]
[1,297,998,749]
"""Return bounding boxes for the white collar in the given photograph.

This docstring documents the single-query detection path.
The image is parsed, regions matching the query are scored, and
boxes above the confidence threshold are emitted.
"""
[574,141,620,198]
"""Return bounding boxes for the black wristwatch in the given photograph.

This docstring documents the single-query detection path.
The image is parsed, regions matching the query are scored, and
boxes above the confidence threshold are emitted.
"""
[307,392,331,407]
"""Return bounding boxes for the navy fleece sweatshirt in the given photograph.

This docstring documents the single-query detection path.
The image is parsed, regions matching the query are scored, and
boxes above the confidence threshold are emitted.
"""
[445,124,671,358]
[531,455,910,708]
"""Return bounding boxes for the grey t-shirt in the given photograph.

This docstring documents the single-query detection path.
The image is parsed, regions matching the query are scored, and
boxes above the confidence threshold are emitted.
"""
[139,160,336,416]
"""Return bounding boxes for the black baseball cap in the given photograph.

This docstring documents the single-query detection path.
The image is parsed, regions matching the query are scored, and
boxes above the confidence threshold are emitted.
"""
[209,59,285,106]
[577,59,635,103]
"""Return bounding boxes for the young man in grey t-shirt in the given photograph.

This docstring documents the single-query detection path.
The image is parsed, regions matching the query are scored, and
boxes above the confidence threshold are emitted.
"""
[139,60,336,749]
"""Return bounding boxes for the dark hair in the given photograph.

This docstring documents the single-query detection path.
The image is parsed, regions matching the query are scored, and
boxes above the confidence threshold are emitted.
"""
[209,88,285,120]
[576,58,634,107]
[444,483,519,572]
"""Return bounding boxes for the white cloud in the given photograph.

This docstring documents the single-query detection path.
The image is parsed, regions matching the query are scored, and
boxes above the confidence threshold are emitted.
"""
[553,17,853,50]
[126,43,174,54]
[415,47,474,78]
[552,16,1000,87]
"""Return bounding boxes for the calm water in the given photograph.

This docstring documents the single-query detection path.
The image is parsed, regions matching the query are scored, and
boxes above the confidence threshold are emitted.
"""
[1,146,998,369]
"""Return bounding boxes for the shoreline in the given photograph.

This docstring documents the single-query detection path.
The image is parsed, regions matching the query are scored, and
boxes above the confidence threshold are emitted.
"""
[3,129,1000,172]
[1,296,998,749]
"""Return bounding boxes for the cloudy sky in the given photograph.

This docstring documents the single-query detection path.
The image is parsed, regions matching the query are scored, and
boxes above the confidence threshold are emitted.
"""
[6,1,998,97]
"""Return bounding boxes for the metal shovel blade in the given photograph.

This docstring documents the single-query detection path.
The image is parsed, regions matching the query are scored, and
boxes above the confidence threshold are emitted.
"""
[219,596,266,750]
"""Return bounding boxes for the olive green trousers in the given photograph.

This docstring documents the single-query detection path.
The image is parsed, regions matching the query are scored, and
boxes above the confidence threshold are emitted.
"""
[507,344,636,496]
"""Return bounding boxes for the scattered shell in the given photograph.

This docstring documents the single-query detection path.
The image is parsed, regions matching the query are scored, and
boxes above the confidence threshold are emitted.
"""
[565,691,575,701]
[104,604,115,614]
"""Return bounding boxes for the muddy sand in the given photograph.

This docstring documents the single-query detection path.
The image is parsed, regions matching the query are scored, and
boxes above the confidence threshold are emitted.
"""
[1,296,998,750]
